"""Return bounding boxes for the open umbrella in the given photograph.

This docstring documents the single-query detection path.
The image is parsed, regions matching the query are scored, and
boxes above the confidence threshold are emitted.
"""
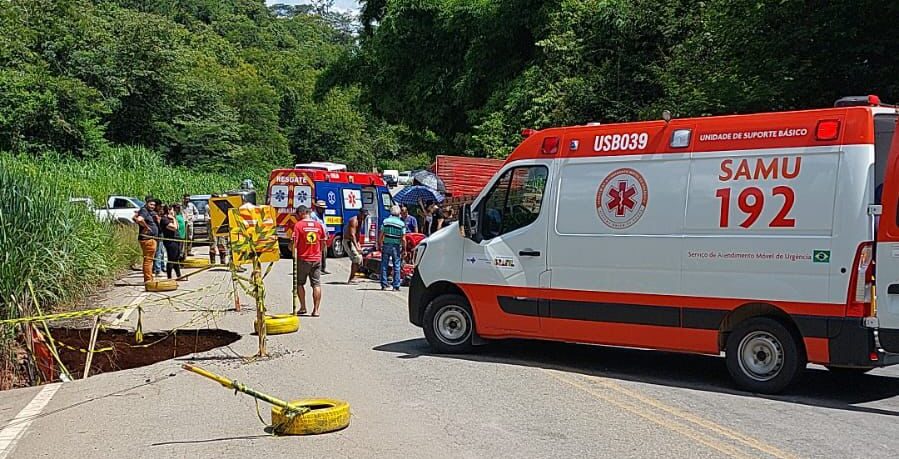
[392,185,444,206]
[412,170,447,194]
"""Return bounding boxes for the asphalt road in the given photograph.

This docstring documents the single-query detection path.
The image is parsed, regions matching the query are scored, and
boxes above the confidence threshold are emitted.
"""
[4,257,899,458]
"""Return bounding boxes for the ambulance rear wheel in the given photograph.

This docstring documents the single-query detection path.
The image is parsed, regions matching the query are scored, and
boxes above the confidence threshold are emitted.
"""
[726,317,805,394]
[423,294,474,353]
[330,236,345,258]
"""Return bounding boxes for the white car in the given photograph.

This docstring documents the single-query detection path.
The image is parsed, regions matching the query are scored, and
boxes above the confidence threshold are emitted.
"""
[398,170,413,186]
[70,196,143,225]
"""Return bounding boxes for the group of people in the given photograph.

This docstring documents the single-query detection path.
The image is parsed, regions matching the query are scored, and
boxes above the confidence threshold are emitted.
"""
[400,202,456,236]
[291,202,428,317]
[134,195,200,283]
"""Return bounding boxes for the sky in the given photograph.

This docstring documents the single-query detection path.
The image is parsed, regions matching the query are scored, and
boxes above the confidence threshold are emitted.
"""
[265,0,360,13]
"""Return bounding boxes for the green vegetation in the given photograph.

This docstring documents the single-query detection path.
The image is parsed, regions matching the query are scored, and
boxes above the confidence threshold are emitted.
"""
[351,0,899,158]
[0,147,250,317]
[0,0,412,171]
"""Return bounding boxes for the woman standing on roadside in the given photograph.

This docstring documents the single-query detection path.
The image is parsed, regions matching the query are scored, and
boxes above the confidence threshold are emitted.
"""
[160,205,184,280]
[174,203,188,260]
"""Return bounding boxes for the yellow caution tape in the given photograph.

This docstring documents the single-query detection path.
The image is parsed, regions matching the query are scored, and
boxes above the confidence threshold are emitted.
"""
[48,336,114,354]
[0,306,130,326]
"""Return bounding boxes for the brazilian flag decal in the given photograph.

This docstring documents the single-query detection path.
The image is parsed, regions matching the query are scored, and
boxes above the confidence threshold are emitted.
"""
[813,250,831,263]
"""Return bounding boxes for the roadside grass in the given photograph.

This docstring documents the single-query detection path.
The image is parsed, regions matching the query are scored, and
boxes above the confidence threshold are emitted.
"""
[0,146,262,320]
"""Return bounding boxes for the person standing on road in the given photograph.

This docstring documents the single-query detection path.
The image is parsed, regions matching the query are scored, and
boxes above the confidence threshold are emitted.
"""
[181,194,198,257]
[428,203,446,235]
[343,208,368,284]
[134,197,160,283]
[311,200,330,275]
[160,205,184,280]
[151,199,166,276]
[207,195,230,265]
[418,198,431,236]
[379,206,407,291]
[400,205,418,233]
[292,206,326,316]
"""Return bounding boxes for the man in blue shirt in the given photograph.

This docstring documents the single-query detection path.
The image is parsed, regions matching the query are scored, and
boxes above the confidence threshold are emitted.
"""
[400,205,418,233]
[133,197,160,283]
[378,206,407,291]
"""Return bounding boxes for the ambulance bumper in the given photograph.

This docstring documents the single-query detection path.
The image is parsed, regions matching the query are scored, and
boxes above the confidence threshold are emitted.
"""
[828,318,899,367]
[408,268,426,328]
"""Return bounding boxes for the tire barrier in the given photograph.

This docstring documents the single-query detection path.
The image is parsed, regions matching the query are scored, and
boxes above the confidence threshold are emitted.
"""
[271,399,351,435]
[182,364,351,436]
[145,279,178,292]
[182,257,211,269]
[255,314,299,335]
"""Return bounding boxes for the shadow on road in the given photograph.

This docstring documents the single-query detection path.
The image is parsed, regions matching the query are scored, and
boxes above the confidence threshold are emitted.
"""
[150,435,269,446]
[373,338,899,416]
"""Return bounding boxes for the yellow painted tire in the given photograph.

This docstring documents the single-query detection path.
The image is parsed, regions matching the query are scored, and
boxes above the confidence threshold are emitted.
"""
[271,399,350,435]
[183,257,210,269]
[145,279,177,292]
[255,314,299,335]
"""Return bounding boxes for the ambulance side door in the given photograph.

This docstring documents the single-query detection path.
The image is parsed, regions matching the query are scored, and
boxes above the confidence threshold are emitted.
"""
[875,114,899,352]
[316,182,344,241]
[461,160,553,334]
[341,183,365,244]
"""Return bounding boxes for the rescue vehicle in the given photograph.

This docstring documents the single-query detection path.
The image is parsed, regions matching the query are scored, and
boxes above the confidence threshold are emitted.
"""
[266,168,392,257]
[408,95,899,393]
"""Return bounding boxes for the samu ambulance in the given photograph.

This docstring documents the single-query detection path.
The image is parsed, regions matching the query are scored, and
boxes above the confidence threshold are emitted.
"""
[409,95,899,393]
[267,168,392,257]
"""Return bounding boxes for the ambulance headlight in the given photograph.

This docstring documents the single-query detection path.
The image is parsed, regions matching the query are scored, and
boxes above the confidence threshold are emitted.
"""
[670,129,692,148]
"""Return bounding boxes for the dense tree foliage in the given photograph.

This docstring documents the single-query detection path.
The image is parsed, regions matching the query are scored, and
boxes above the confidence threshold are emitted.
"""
[0,0,401,171]
[353,0,899,158]
[1,0,897,166]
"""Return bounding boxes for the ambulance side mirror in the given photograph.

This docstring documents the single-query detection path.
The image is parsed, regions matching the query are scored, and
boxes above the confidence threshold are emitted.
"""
[461,204,476,240]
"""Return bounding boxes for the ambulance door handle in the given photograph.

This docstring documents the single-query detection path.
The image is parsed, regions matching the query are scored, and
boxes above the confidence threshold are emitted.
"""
[887,284,899,295]
[519,250,541,257]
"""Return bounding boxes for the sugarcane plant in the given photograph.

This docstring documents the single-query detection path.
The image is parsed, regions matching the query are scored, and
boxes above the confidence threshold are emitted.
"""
[229,206,279,357]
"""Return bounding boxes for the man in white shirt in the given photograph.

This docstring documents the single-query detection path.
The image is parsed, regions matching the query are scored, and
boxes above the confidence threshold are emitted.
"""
[181,194,199,256]
[311,200,330,274]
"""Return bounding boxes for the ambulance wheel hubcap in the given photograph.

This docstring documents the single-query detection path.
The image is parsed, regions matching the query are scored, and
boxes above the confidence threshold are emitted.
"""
[738,331,784,382]
[435,306,470,344]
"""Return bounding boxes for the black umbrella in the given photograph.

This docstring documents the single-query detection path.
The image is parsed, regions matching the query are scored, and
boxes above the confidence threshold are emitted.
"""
[412,170,447,193]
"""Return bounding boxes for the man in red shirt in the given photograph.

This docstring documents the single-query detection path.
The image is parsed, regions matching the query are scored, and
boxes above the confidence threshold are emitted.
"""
[292,206,327,316]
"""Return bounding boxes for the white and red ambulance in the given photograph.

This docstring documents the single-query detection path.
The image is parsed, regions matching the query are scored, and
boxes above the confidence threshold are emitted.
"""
[408,95,899,393]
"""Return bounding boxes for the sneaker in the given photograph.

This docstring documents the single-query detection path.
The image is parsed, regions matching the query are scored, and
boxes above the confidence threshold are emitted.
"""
[322,270,331,275]
[393,287,400,292]
[381,286,387,291]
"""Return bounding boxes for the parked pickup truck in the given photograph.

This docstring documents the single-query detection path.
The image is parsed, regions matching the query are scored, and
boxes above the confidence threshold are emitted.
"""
[70,196,144,225]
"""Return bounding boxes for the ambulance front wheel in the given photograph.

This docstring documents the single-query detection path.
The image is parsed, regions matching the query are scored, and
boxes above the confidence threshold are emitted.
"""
[423,294,475,353]
[725,317,806,394]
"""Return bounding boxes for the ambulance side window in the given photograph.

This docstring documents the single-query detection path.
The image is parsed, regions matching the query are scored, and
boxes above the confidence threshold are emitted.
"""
[479,166,548,240]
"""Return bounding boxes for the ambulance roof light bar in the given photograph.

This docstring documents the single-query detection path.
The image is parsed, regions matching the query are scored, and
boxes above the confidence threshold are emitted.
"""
[834,95,882,107]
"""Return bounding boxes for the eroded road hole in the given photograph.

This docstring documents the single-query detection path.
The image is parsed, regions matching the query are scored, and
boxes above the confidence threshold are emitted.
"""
[49,328,240,378]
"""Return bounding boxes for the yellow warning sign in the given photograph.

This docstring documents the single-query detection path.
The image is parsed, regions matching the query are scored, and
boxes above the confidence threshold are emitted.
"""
[324,216,343,226]
[209,196,244,237]
[228,205,280,266]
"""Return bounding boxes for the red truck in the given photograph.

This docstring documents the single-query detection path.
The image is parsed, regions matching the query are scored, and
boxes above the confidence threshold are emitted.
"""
[430,155,504,202]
